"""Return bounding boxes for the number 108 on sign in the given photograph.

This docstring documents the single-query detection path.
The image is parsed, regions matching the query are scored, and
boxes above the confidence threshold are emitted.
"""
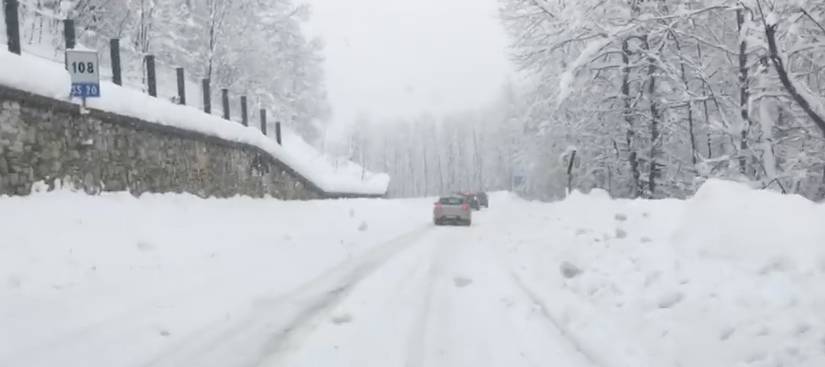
[70,61,95,74]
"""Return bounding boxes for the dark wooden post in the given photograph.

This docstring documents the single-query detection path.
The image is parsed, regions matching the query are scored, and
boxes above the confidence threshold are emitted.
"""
[240,96,248,126]
[221,89,230,120]
[110,39,122,85]
[5,0,21,55]
[176,68,186,105]
[202,79,211,113]
[64,19,76,49]
[566,149,577,195]
[145,55,157,97]
[260,109,267,135]
[275,121,282,145]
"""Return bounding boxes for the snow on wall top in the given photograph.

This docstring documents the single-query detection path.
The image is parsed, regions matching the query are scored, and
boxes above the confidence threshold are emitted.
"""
[0,50,389,196]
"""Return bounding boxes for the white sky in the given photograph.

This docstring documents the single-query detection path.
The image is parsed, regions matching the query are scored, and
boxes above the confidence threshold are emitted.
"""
[304,0,513,131]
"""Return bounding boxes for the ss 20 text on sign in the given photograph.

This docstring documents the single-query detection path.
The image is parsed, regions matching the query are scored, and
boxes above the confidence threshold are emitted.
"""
[66,50,101,98]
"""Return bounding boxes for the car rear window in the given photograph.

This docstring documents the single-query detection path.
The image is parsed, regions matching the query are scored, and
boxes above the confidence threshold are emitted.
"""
[439,197,464,205]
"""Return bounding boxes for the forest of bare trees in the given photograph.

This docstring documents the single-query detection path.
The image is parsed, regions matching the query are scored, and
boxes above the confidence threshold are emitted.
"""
[345,0,825,200]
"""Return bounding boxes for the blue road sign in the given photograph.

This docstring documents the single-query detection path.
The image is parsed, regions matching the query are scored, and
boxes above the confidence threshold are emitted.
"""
[71,83,100,98]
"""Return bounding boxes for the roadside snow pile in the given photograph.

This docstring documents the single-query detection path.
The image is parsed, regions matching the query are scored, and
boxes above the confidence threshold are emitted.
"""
[501,180,825,367]
[0,189,430,366]
[0,50,389,196]
[674,179,825,273]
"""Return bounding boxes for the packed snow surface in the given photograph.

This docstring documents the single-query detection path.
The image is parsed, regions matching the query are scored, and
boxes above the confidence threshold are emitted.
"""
[1,179,824,366]
[0,50,389,195]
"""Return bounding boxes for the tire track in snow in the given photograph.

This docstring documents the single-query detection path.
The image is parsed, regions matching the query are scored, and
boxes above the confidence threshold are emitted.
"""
[403,234,449,367]
[506,271,605,367]
[475,205,605,367]
[254,231,440,366]
[259,212,601,367]
[253,226,438,362]
[417,230,556,367]
[3,267,246,366]
[141,225,434,367]
[264,226,467,367]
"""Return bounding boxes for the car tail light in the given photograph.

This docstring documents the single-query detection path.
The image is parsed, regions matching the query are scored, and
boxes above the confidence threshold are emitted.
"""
[462,203,470,211]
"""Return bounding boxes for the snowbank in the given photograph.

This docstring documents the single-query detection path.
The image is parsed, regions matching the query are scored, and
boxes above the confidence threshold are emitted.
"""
[0,190,430,366]
[499,180,825,367]
[674,179,825,272]
[0,50,389,196]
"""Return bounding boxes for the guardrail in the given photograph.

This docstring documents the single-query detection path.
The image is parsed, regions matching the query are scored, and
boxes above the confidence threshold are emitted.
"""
[2,0,284,145]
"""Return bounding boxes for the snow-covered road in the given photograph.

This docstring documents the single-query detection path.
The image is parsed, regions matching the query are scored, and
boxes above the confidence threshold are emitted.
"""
[270,214,596,367]
[111,207,597,367]
[2,182,825,367]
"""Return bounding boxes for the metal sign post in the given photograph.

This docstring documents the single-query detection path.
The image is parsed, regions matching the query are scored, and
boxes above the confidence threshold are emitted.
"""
[66,50,101,112]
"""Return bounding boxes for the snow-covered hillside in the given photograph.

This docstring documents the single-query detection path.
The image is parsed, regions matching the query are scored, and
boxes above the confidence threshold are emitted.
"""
[0,50,389,195]
[1,180,823,366]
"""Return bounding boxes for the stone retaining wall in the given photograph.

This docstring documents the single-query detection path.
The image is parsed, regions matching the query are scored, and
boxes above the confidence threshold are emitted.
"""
[0,85,355,199]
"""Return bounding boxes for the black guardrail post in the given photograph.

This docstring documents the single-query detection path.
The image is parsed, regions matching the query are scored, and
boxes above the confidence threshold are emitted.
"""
[145,55,157,97]
[240,96,248,126]
[176,68,186,105]
[221,89,230,120]
[260,109,267,135]
[64,19,76,49]
[202,79,211,113]
[4,0,20,54]
[110,39,122,85]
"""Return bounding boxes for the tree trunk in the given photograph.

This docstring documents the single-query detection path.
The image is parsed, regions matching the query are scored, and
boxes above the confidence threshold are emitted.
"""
[622,38,642,198]
[422,143,430,196]
[737,8,753,175]
[672,34,698,166]
[764,22,825,137]
[642,35,660,197]
[393,146,401,195]
[696,44,713,160]
[434,128,445,193]
[566,150,577,196]
[407,139,417,196]
[472,127,484,190]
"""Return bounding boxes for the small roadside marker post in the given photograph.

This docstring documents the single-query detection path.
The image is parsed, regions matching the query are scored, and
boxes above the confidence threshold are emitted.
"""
[66,49,101,113]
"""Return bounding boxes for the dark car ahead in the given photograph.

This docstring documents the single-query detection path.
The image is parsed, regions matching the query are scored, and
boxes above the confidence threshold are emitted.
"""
[476,192,488,208]
[456,192,481,210]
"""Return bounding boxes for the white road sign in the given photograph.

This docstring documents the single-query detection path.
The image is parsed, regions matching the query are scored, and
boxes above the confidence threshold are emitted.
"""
[66,50,100,97]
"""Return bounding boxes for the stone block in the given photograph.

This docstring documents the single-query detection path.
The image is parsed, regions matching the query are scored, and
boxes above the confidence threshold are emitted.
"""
[16,185,29,195]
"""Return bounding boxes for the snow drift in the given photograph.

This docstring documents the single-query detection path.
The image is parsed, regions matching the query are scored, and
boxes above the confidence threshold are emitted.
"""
[1,180,823,366]
[509,180,825,367]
